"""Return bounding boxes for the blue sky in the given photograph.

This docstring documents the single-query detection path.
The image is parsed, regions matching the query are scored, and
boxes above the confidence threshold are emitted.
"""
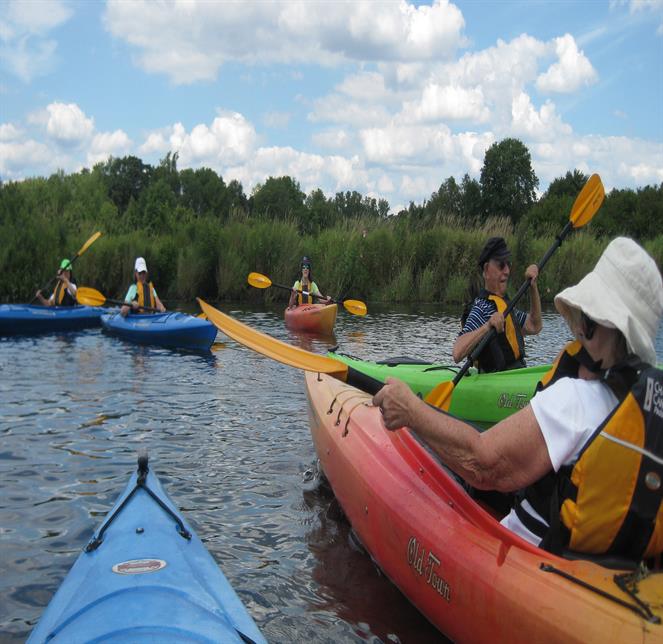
[1,0,662,213]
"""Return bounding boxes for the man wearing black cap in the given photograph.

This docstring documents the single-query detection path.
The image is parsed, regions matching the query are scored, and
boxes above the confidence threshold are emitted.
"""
[452,237,542,372]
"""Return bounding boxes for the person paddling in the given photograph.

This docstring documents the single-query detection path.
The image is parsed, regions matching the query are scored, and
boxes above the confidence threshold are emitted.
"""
[453,237,542,372]
[120,257,166,317]
[287,256,331,309]
[35,259,77,307]
[375,237,663,559]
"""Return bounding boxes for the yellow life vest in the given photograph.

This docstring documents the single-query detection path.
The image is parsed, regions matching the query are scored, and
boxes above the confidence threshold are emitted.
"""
[474,289,525,372]
[136,281,155,311]
[294,280,317,305]
[520,342,663,560]
[53,278,76,306]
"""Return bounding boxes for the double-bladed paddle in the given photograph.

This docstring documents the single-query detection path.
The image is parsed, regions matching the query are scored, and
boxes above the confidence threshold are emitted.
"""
[31,231,102,304]
[76,286,161,312]
[424,173,605,410]
[248,272,368,316]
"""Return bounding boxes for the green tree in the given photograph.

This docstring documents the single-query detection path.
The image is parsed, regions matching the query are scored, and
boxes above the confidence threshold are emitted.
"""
[460,174,482,222]
[480,138,538,225]
[545,169,588,199]
[98,156,152,215]
[251,176,306,224]
[179,167,229,219]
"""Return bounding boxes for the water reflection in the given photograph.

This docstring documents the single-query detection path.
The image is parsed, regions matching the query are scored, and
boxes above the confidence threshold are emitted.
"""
[1,304,661,643]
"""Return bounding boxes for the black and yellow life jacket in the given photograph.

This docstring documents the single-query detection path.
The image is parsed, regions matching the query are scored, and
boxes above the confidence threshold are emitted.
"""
[517,341,663,560]
[295,280,316,305]
[135,281,155,312]
[474,289,526,373]
[53,277,77,306]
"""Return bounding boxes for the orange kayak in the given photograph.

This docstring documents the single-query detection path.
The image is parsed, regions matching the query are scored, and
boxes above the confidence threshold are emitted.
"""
[305,371,663,642]
[284,303,337,335]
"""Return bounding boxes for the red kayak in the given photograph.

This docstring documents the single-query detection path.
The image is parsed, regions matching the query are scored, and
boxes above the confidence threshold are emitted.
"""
[284,303,337,335]
[305,371,663,642]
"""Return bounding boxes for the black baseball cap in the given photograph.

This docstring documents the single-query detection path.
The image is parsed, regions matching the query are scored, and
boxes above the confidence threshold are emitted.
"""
[478,237,511,268]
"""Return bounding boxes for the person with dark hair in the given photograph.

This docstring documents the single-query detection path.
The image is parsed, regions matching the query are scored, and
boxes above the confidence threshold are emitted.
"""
[287,256,330,309]
[375,238,663,558]
[453,237,542,372]
[35,258,77,306]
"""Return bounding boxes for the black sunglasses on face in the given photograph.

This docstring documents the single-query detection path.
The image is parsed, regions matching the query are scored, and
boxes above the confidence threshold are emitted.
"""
[301,265,311,270]
[581,312,597,340]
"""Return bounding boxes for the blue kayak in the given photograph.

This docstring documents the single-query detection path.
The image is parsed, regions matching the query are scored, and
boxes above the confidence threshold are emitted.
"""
[0,304,104,335]
[101,311,217,351]
[28,455,267,643]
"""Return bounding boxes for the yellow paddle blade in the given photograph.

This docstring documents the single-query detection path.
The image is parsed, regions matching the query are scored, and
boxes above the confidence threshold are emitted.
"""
[76,231,102,257]
[343,299,367,316]
[248,272,272,289]
[76,286,106,306]
[423,381,454,409]
[570,174,604,229]
[197,298,349,378]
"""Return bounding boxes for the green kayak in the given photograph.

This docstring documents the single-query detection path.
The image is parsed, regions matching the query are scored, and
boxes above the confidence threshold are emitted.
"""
[329,352,551,428]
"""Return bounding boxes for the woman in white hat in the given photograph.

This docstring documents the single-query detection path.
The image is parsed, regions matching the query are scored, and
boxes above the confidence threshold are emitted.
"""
[374,237,663,558]
[120,257,166,317]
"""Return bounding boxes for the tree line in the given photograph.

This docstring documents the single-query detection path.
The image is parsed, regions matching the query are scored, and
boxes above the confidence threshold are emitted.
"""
[1,138,661,304]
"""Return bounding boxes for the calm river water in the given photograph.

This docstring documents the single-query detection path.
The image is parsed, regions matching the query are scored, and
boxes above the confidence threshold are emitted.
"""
[2,303,663,643]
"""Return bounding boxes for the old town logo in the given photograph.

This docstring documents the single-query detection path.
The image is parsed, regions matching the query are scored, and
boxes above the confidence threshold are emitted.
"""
[497,391,529,410]
[407,537,451,602]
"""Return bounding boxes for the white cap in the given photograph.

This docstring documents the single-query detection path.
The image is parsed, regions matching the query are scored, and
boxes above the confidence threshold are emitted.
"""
[134,257,148,273]
[554,237,663,366]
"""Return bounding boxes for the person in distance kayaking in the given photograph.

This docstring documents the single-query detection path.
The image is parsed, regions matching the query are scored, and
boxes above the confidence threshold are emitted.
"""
[453,237,542,372]
[375,238,663,559]
[35,258,77,306]
[287,256,331,309]
[120,257,166,317]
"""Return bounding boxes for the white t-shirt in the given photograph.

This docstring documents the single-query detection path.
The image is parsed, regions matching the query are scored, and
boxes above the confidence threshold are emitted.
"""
[500,377,619,545]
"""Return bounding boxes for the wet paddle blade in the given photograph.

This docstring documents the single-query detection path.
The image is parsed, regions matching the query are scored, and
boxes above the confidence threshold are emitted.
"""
[197,298,350,378]
[570,174,604,229]
[248,272,272,289]
[423,381,454,409]
[343,299,367,316]
[76,286,107,306]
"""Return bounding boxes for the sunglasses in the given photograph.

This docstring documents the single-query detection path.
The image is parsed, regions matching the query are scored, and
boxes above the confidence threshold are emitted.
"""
[301,265,311,270]
[581,312,597,340]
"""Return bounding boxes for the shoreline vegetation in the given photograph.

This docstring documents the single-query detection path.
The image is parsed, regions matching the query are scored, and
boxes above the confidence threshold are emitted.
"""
[2,140,661,306]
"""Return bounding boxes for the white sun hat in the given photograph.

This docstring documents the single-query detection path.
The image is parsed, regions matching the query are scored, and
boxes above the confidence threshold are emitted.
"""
[134,257,148,273]
[554,237,663,366]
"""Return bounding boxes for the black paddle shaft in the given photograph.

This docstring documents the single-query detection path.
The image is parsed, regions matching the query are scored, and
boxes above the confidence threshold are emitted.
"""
[453,220,574,386]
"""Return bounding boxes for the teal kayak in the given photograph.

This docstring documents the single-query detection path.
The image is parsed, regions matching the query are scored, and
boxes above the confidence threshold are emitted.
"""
[101,311,217,351]
[330,352,550,427]
[28,455,266,644]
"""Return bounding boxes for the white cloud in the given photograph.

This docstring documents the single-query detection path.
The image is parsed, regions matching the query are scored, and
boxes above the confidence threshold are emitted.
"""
[103,0,466,84]
[630,0,663,33]
[311,129,352,150]
[138,112,258,168]
[511,92,572,140]
[403,82,490,123]
[0,0,71,82]
[0,122,21,141]
[536,34,598,93]
[44,102,95,146]
[87,130,132,166]
[0,139,54,179]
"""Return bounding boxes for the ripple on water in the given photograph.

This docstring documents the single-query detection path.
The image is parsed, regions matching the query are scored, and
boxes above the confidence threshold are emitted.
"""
[2,306,661,642]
